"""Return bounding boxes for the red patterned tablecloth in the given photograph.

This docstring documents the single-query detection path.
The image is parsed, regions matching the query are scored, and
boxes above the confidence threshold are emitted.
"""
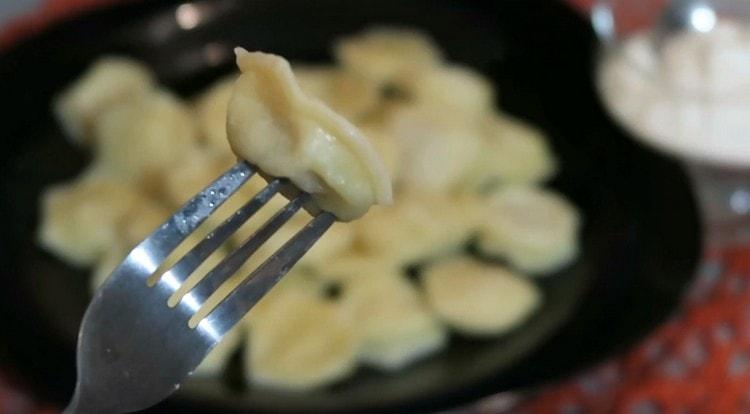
[4,1,749,413]
[510,247,750,413]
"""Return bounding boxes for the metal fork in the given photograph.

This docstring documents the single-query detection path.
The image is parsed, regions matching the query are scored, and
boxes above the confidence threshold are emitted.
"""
[63,160,335,414]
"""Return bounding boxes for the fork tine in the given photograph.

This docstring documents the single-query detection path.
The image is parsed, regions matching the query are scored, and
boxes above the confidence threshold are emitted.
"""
[125,161,254,276]
[157,178,285,292]
[179,192,312,314]
[197,212,336,339]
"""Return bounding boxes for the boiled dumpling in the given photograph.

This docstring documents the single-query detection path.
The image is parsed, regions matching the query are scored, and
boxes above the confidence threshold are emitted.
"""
[245,286,360,390]
[478,186,580,274]
[54,56,155,144]
[423,257,541,336]
[322,257,447,370]
[353,193,481,264]
[227,49,392,221]
[398,65,495,114]
[465,115,557,190]
[38,178,141,267]
[294,65,380,121]
[90,90,200,184]
[386,105,483,193]
[334,27,443,85]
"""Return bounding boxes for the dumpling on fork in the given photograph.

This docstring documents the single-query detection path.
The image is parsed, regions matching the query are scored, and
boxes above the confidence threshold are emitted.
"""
[226,49,392,221]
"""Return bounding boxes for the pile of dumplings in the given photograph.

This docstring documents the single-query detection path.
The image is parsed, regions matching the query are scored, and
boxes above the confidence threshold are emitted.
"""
[38,28,581,390]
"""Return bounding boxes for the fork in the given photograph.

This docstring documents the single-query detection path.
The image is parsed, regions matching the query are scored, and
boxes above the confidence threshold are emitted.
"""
[63,160,335,414]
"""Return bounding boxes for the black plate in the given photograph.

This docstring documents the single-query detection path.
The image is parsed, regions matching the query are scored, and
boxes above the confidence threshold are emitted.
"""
[0,0,701,412]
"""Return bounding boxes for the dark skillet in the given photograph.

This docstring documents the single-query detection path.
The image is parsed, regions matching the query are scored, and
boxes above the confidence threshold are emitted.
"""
[0,0,701,412]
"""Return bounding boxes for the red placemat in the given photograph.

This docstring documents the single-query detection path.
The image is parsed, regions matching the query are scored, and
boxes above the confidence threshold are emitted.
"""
[513,247,750,413]
[3,2,744,414]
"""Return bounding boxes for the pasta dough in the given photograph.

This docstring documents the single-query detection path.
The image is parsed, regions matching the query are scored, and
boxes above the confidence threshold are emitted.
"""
[226,49,392,221]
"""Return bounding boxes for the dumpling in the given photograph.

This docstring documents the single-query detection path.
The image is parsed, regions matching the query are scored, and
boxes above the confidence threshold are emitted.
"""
[465,115,557,191]
[397,65,495,114]
[245,287,360,390]
[322,256,447,371]
[423,257,541,336]
[355,281,446,371]
[334,27,443,85]
[38,178,141,267]
[54,56,155,144]
[353,193,481,264]
[294,65,380,121]
[477,186,581,275]
[90,90,200,184]
[226,49,392,220]
[385,105,483,193]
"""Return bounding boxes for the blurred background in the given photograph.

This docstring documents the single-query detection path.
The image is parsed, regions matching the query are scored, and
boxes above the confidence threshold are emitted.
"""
[3,0,750,413]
